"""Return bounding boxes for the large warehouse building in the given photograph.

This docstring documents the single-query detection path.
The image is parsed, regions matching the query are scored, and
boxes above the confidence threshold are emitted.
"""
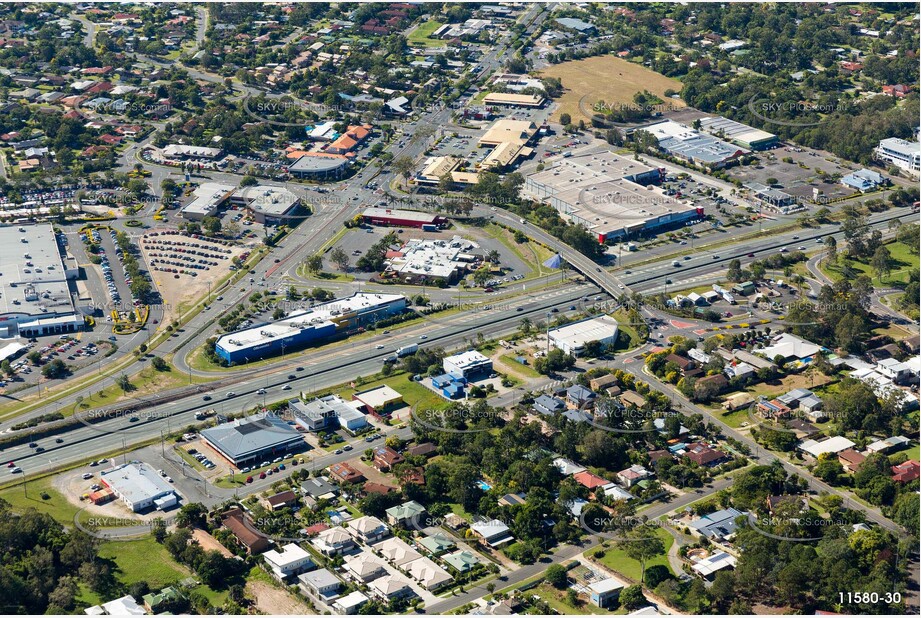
[523,151,701,243]
[229,185,302,224]
[549,315,620,356]
[384,235,479,284]
[641,120,750,168]
[180,182,236,221]
[215,292,407,364]
[360,207,447,229]
[200,413,305,467]
[697,116,778,150]
[0,224,83,337]
[99,463,178,512]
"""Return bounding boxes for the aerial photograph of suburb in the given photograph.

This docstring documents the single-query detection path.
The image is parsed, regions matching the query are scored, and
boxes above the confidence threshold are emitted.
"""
[0,1,918,617]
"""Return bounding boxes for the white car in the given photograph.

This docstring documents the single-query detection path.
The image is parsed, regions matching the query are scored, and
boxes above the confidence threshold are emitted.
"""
[281,384,291,390]
[376,344,385,349]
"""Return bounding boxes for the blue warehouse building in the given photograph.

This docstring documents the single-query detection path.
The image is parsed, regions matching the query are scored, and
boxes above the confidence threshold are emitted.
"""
[215,292,407,364]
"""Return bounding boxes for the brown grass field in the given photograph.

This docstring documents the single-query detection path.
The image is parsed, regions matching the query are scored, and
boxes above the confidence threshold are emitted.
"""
[538,55,686,124]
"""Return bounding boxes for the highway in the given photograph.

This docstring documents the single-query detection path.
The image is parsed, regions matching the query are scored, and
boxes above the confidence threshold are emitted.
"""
[1,285,597,476]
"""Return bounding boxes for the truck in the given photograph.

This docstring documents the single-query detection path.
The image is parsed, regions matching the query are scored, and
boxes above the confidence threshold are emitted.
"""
[421,224,438,232]
[396,344,418,357]
[195,409,216,421]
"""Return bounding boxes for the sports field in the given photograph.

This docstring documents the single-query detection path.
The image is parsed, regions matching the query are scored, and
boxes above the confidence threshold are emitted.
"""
[539,55,686,124]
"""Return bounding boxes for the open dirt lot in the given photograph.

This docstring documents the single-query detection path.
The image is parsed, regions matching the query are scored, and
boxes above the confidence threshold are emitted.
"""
[246,579,315,614]
[539,56,686,124]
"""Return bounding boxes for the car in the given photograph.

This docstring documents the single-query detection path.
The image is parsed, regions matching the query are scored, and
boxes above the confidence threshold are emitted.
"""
[203,395,212,401]
[90,460,99,467]
[684,255,691,260]
[273,457,282,463]
[108,336,117,341]
[129,416,139,422]
[516,306,523,312]
[365,436,374,442]
[28,442,36,448]
[798,246,806,251]
[596,268,601,272]
[343,445,353,451]
[419,335,428,340]
[792,235,800,240]
[274,258,280,263]
[82,473,93,480]
[288,374,296,380]
[376,344,385,349]
[334,449,343,455]
[226,392,236,397]
[256,388,266,395]
[10,467,21,474]
[618,284,624,289]
[712,254,720,259]
[747,253,755,258]
[259,472,267,479]
[56,437,64,443]
[296,366,305,371]
[281,384,291,391]
[6,462,15,468]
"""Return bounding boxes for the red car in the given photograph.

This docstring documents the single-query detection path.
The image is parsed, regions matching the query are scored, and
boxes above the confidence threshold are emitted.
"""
[246,476,254,484]
[6,462,14,468]
[259,472,267,479]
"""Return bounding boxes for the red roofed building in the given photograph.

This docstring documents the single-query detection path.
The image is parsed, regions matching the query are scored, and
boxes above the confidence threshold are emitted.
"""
[891,460,920,483]
[372,445,405,471]
[81,66,114,75]
[684,442,729,467]
[573,470,610,489]
[329,462,365,484]
[882,84,910,98]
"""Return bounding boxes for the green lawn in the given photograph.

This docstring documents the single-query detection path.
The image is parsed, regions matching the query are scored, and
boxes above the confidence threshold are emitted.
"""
[407,19,445,47]
[530,582,620,615]
[335,371,450,412]
[591,526,674,583]
[819,241,917,287]
[895,443,919,463]
[0,477,83,523]
[98,537,189,590]
[498,353,541,378]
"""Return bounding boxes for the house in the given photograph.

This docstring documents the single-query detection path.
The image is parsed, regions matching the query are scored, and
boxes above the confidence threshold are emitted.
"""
[798,436,855,458]
[688,507,745,540]
[263,543,315,581]
[692,551,738,580]
[533,394,566,416]
[553,457,586,476]
[653,417,689,438]
[566,385,597,409]
[760,333,821,364]
[369,574,414,600]
[222,508,270,554]
[695,373,728,394]
[619,390,648,408]
[264,490,298,511]
[84,594,147,615]
[329,462,365,484]
[573,470,611,490]
[372,445,405,471]
[418,533,455,556]
[590,373,618,391]
[601,483,634,502]
[876,359,912,384]
[347,516,391,543]
[376,537,422,567]
[891,460,920,483]
[665,353,696,373]
[299,569,342,604]
[723,392,754,411]
[724,361,756,381]
[385,500,426,528]
[443,549,481,573]
[404,556,454,590]
[142,587,184,613]
[406,442,436,458]
[589,577,625,608]
[866,436,911,454]
[617,465,652,487]
[838,448,866,473]
[470,519,514,547]
[756,398,791,419]
[363,482,396,496]
[684,442,729,467]
[344,551,388,582]
[312,527,356,556]
[498,492,527,507]
[301,476,338,501]
[333,590,369,615]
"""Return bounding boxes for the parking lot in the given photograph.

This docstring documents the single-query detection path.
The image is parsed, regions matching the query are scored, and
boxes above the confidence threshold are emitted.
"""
[727,145,857,203]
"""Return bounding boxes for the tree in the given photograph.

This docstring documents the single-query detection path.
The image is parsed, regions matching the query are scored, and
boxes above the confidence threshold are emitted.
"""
[726,259,743,282]
[150,356,169,371]
[305,254,323,275]
[519,317,532,337]
[115,373,132,392]
[545,564,569,588]
[620,530,665,585]
[620,585,646,610]
[870,245,893,281]
[393,156,415,180]
[824,236,837,261]
[42,359,69,379]
[330,247,350,271]
[201,216,222,236]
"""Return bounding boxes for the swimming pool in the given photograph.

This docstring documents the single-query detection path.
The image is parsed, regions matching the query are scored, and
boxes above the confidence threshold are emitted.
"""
[476,480,492,491]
